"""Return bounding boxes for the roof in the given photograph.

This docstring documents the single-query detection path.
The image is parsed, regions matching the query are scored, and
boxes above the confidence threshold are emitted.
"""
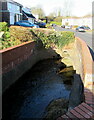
[1,0,23,6]
[22,11,36,19]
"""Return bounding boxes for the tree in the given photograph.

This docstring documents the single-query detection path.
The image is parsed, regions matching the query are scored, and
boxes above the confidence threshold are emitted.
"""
[31,6,45,19]
[54,16,63,23]
[63,0,74,17]
[47,12,56,22]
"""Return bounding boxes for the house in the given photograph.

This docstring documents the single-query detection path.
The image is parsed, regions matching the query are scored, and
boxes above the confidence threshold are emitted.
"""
[22,7,36,23]
[62,16,93,29]
[0,0,23,25]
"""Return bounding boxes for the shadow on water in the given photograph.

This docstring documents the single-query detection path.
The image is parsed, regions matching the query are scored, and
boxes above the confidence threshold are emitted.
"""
[3,57,75,120]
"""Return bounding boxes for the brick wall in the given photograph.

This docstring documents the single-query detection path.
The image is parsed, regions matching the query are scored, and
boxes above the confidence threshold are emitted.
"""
[1,41,58,93]
[1,41,35,74]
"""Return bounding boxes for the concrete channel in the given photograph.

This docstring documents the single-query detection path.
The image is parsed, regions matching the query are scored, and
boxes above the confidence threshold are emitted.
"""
[2,39,85,120]
[3,58,75,119]
[1,30,93,119]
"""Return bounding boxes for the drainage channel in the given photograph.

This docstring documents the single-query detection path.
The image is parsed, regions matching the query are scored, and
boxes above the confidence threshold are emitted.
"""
[3,58,75,120]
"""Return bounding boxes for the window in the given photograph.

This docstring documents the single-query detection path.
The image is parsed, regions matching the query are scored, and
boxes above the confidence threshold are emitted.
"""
[8,3,20,13]
[8,3,12,10]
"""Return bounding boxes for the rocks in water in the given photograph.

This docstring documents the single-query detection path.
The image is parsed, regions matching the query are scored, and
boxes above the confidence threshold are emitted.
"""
[58,66,74,75]
[56,61,66,70]
[61,57,73,67]
[57,66,76,85]
[44,98,68,120]
[68,74,85,111]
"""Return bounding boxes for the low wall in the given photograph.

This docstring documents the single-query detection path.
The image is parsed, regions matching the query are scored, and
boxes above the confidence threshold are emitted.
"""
[76,37,94,90]
[62,37,94,90]
[57,37,94,120]
[1,41,59,93]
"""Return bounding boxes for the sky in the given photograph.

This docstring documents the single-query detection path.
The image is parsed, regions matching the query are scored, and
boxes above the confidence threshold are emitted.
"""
[15,0,94,17]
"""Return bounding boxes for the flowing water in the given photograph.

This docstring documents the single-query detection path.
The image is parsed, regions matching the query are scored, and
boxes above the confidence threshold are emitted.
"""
[3,59,73,120]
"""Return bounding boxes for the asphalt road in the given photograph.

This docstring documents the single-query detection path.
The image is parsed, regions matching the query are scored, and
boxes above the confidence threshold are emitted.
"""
[54,26,94,60]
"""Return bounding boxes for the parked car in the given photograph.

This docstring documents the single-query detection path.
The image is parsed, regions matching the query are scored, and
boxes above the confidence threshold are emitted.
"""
[65,26,71,29]
[76,26,85,32]
[52,24,56,27]
[82,26,90,30]
[61,25,65,28]
[14,20,39,28]
[34,22,46,28]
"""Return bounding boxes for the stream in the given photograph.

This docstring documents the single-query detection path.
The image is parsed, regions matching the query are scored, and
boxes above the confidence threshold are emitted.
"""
[3,58,74,120]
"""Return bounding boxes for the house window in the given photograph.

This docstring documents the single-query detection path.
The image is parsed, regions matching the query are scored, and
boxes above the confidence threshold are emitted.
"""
[8,3,20,13]
[8,3,12,10]
[16,6,20,12]
[14,14,21,22]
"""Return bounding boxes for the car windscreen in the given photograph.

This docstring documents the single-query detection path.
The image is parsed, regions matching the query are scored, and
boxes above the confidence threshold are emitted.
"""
[80,27,84,29]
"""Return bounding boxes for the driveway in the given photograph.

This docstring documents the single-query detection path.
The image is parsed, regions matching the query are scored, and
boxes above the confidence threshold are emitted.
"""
[54,26,94,60]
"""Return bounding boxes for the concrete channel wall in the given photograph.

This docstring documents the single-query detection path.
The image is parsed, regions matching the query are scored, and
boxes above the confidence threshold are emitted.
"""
[76,37,94,90]
[63,37,94,89]
[58,37,94,120]
[0,41,59,93]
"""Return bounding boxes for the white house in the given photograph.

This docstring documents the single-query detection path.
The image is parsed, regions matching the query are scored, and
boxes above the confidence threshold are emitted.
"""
[62,16,93,29]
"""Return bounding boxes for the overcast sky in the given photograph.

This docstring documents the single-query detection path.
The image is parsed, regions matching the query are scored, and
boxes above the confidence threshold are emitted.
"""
[15,0,94,16]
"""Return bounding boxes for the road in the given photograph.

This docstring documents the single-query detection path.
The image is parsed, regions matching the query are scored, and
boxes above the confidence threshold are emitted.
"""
[54,26,94,60]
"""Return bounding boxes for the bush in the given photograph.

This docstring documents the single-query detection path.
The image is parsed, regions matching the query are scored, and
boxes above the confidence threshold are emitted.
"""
[0,31,11,49]
[50,21,61,26]
[0,22,9,32]
[30,29,75,48]
[72,25,79,29]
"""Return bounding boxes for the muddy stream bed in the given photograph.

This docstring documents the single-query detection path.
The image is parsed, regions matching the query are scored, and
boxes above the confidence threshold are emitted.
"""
[3,58,75,120]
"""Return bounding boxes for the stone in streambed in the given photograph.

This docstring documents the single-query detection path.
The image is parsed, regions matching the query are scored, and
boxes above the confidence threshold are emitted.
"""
[44,98,68,120]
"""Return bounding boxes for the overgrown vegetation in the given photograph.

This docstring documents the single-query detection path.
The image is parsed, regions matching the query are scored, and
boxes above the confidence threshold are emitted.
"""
[30,29,75,48]
[0,25,75,50]
[0,22,11,49]
[0,22,9,32]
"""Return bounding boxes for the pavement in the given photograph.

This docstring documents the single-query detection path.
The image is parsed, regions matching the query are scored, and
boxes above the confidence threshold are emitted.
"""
[54,26,94,60]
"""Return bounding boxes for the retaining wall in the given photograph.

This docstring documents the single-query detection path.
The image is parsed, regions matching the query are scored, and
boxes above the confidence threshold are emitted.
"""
[0,41,59,93]
[58,37,94,120]
[76,37,94,90]
[62,37,94,90]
